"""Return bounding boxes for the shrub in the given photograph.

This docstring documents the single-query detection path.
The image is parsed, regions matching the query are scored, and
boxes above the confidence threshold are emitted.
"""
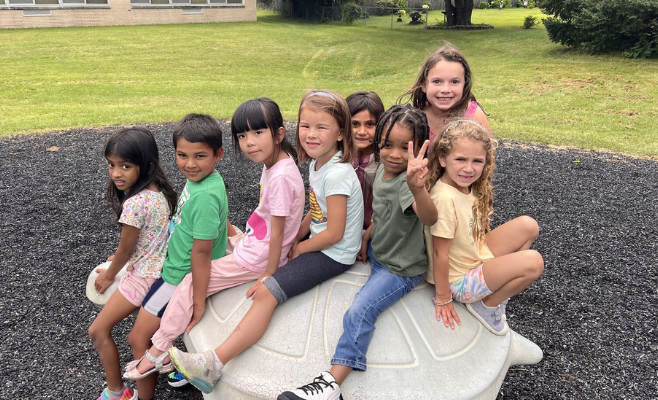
[541,0,658,58]
[522,15,538,28]
[478,1,490,8]
[395,0,409,10]
[341,2,362,24]
[490,0,512,8]
[376,0,398,15]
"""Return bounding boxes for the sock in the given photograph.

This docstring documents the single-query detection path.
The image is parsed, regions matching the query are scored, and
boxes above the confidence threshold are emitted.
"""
[106,387,124,398]
[212,351,224,375]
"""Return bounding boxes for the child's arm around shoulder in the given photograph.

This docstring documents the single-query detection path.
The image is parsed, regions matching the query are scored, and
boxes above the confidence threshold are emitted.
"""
[407,140,438,226]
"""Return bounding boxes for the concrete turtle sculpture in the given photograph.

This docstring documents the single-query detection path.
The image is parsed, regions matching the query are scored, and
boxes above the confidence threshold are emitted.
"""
[184,260,543,400]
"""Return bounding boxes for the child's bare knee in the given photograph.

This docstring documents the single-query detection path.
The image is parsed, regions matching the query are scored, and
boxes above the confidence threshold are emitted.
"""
[127,329,147,350]
[526,250,544,278]
[88,323,103,343]
[520,215,539,239]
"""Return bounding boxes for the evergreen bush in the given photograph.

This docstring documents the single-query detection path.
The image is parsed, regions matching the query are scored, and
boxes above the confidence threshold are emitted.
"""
[541,0,658,58]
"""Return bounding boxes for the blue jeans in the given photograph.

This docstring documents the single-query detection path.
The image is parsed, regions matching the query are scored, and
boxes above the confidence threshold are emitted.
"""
[331,245,423,371]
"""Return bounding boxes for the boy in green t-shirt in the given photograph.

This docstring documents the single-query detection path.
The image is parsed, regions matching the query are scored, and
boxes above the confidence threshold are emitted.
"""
[124,114,228,400]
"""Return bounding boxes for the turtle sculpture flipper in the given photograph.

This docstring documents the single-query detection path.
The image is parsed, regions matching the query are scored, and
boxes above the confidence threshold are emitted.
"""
[184,260,543,400]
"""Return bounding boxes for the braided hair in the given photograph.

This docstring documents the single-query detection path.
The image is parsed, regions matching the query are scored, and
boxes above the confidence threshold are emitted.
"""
[373,105,430,162]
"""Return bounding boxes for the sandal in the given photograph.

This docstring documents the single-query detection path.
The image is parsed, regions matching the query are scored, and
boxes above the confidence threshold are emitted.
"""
[123,357,142,373]
[123,349,174,380]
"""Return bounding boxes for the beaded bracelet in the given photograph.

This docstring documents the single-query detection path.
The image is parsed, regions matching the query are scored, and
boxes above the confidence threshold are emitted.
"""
[432,297,453,306]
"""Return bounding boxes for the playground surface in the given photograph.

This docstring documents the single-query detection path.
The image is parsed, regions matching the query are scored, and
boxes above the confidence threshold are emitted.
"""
[0,123,655,399]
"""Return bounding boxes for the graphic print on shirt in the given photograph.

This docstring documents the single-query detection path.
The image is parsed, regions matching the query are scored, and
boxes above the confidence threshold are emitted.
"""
[309,187,326,224]
[469,205,479,247]
[169,185,190,235]
[243,212,267,242]
[242,182,267,245]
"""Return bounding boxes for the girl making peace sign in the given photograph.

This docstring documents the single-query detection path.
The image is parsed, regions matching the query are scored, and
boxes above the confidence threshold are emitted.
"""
[279,105,437,400]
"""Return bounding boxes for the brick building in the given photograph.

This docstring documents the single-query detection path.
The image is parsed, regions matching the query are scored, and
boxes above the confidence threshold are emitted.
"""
[0,0,255,29]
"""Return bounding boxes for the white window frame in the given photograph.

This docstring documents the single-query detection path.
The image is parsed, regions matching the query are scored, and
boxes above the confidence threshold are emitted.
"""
[130,0,243,6]
[3,0,108,6]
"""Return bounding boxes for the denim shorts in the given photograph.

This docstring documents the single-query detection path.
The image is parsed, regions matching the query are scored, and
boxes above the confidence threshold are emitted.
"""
[450,264,493,303]
[331,245,423,371]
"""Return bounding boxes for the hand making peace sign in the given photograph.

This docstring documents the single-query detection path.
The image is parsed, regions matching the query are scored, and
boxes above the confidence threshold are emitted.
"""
[406,139,430,190]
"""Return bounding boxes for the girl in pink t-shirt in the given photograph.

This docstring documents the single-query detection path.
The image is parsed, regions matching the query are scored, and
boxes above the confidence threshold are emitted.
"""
[123,98,305,385]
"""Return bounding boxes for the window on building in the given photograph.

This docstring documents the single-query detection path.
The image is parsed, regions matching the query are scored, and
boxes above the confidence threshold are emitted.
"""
[6,0,108,4]
[131,0,243,5]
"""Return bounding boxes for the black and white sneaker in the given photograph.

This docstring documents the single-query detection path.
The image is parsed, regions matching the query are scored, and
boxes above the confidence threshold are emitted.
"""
[167,371,189,388]
[278,371,343,400]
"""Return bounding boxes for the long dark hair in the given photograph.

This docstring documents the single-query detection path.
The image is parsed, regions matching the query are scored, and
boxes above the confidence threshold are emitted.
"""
[231,98,297,163]
[104,127,177,223]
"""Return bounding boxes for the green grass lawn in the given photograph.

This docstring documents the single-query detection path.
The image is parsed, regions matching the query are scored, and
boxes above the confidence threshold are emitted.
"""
[1,8,657,156]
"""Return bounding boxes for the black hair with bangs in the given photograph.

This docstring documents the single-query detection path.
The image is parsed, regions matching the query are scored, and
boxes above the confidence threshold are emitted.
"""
[231,98,297,163]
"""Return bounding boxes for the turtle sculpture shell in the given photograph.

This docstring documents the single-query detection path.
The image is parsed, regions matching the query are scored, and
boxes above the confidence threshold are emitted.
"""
[182,261,543,400]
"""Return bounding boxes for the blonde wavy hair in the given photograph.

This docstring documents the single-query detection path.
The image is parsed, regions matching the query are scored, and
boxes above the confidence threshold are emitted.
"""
[426,120,496,243]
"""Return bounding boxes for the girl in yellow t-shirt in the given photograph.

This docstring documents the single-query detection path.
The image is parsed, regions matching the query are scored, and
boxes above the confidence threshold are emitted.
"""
[425,120,544,336]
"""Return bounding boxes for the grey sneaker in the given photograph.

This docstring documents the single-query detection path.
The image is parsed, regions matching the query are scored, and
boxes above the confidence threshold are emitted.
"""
[277,371,343,400]
[466,300,509,336]
[168,348,221,394]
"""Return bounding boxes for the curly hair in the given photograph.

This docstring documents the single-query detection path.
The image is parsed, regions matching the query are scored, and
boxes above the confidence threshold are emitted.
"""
[426,120,496,243]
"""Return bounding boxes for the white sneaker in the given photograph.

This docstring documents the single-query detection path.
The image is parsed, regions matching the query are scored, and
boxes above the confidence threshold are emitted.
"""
[168,348,221,394]
[278,371,343,400]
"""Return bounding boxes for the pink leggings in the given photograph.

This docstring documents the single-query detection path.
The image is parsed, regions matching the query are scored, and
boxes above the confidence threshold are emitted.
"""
[150,234,261,351]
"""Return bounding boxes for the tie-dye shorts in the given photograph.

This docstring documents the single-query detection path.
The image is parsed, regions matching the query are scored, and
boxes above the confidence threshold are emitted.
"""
[449,265,493,303]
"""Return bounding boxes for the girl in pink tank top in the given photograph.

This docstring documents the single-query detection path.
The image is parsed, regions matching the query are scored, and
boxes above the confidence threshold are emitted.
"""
[398,44,492,141]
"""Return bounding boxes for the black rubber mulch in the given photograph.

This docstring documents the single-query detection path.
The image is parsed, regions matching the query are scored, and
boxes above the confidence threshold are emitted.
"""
[0,123,655,400]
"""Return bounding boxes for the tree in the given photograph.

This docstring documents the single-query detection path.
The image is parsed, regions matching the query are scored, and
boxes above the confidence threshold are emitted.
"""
[540,0,658,58]
[444,0,474,26]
